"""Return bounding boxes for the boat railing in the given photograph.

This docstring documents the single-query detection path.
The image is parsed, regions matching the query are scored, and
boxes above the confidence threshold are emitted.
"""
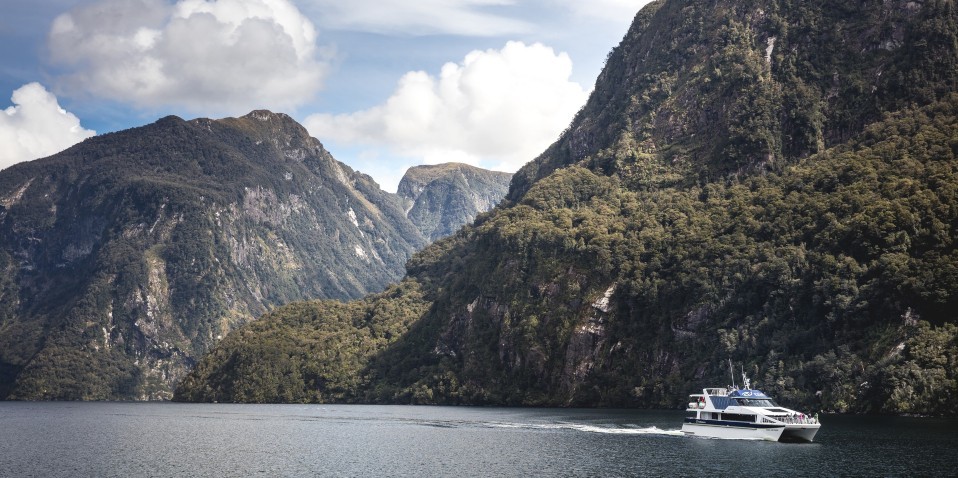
[760,415,819,425]
[704,388,728,396]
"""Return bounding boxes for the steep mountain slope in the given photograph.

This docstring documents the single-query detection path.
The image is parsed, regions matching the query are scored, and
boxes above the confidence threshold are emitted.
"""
[510,0,958,197]
[397,163,512,241]
[176,0,958,415]
[0,111,428,400]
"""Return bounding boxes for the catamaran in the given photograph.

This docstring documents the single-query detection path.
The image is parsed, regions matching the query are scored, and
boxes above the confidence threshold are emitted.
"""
[681,367,821,442]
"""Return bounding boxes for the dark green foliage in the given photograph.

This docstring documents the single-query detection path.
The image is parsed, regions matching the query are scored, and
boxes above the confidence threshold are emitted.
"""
[174,281,428,403]
[870,321,958,415]
[10,344,145,400]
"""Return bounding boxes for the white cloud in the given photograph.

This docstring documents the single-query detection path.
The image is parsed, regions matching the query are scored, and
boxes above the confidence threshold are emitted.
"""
[48,0,328,115]
[304,0,529,36]
[305,41,589,191]
[0,83,96,171]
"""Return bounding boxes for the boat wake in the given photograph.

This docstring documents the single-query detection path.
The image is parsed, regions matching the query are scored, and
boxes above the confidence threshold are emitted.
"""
[272,407,687,437]
[488,422,685,436]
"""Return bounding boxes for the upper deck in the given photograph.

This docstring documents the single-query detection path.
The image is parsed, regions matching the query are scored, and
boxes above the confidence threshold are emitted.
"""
[704,388,728,396]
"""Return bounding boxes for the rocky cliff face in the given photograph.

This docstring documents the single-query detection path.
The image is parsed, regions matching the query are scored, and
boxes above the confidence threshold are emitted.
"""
[397,163,512,242]
[0,110,428,400]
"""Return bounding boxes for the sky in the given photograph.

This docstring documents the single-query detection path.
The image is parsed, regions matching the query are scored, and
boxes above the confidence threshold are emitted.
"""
[1,0,655,192]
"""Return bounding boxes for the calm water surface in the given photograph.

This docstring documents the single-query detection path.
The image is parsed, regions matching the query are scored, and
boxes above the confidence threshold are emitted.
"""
[1,402,955,477]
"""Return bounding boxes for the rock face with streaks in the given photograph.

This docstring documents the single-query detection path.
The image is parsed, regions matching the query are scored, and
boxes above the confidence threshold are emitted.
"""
[397,163,512,242]
[0,110,431,400]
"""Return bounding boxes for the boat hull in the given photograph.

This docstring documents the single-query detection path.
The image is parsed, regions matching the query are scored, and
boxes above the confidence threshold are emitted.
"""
[780,424,820,443]
[681,420,785,441]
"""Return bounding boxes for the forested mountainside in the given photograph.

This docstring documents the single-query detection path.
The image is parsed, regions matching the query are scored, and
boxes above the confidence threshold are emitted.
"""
[177,0,958,415]
[398,163,512,242]
[0,111,432,400]
[510,0,958,198]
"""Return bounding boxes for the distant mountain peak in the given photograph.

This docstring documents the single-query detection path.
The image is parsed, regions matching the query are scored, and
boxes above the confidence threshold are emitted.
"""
[157,114,185,124]
[243,110,292,123]
[403,162,501,181]
[398,163,512,241]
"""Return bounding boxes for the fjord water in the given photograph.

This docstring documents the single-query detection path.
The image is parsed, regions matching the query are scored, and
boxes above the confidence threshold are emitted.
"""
[1,403,955,477]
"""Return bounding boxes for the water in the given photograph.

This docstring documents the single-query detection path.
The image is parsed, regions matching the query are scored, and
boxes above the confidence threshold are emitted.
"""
[1,403,955,477]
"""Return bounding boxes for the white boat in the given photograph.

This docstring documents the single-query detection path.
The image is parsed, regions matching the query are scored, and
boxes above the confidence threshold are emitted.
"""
[680,373,821,442]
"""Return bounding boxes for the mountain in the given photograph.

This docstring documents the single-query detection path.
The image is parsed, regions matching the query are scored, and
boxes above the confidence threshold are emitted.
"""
[510,0,958,198]
[176,0,958,416]
[0,110,431,400]
[397,163,512,242]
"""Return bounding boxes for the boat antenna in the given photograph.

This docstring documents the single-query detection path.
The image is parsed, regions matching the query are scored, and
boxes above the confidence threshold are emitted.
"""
[728,358,736,388]
[741,364,751,390]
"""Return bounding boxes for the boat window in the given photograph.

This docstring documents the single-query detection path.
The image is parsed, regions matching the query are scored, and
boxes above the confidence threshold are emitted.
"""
[720,413,755,422]
[735,398,778,407]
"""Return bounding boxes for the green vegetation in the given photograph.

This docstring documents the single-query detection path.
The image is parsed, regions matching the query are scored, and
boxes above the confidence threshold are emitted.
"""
[174,280,428,403]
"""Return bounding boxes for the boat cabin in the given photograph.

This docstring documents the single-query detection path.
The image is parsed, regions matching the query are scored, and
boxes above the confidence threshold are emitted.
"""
[687,388,789,423]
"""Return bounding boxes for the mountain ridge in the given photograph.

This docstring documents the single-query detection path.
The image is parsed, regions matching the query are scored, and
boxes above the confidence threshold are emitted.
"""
[1,111,437,400]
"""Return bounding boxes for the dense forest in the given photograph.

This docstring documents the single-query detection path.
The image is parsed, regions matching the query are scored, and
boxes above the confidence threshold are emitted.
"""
[176,0,958,415]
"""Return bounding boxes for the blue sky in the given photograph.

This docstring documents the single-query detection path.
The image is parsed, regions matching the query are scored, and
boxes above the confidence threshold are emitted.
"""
[1,0,653,191]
